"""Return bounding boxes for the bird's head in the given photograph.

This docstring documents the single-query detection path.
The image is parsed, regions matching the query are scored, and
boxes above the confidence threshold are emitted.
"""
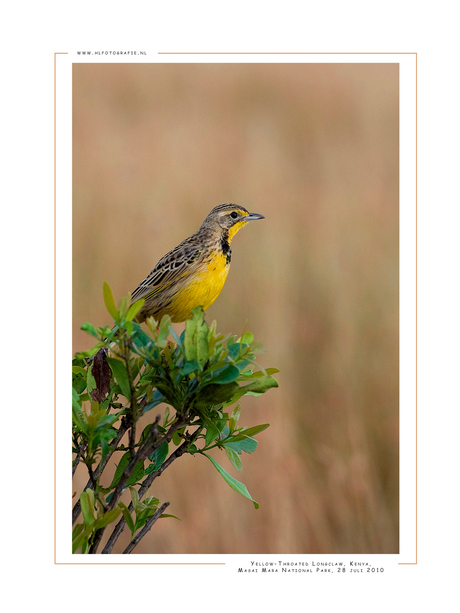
[201,203,265,241]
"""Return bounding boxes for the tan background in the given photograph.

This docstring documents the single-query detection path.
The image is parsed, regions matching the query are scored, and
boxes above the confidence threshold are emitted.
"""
[72,62,399,554]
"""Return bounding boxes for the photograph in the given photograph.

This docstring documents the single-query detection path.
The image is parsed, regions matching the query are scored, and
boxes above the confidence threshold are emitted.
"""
[4,0,460,605]
[71,62,399,555]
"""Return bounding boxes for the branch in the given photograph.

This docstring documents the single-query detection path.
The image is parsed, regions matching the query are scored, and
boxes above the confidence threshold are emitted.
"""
[124,341,138,460]
[72,418,129,525]
[138,424,203,499]
[88,414,187,554]
[101,424,202,554]
[72,441,86,477]
[122,502,170,554]
[86,462,98,491]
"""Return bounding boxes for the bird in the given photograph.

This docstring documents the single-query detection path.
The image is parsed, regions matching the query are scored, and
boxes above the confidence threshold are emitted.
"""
[129,203,264,324]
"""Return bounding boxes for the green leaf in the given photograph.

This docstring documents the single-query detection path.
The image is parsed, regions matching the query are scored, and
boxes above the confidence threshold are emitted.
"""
[242,376,279,395]
[72,365,87,376]
[86,366,97,396]
[131,324,156,354]
[103,282,118,320]
[169,327,184,352]
[135,496,159,525]
[110,451,145,489]
[142,389,165,414]
[125,462,146,488]
[160,513,181,520]
[72,369,87,394]
[80,491,95,527]
[129,486,143,514]
[72,407,86,433]
[75,344,104,360]
[72,523,85,541]
[226,376,278,406]
[183,307,208,369]
[118,294,130,319]
[225,437,258,455]
[230,403,241,432]
[184,314,198,362]
[126,298,145,323]
[195,382,240,408]
[235,360,253,373]
[205,423,220,447]
[203,453,259,509]
[94,508,122,529]
[240,367,279,379]
[94,413,118,431]
[241,332,254,345]
[180,360,199,376]
[72,387,82,411]
[106,357,131,399]
[148,441,169,470]
[72,525,93,553]
[210,365,240,384]
[81,322,99,339]
[230,424,270,440]
[87,489,95,508]
[157,314,172,347]
[226,342,242,360]
[100,430,117,462]
[225,445,243,471]
[138,423,156,446]
[196,319,209,369]
[119,502,136,536]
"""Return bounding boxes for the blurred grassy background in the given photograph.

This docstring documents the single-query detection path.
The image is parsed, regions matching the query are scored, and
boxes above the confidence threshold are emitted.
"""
[72,62,399,554]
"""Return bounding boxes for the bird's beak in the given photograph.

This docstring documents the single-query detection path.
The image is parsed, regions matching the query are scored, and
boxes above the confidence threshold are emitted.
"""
[246,212,265,221]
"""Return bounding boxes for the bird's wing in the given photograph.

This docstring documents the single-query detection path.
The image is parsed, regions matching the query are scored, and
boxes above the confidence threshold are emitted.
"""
[130,238,204,303]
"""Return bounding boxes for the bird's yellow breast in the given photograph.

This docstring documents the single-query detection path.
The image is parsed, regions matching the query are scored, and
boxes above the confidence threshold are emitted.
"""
[168,251,229,322]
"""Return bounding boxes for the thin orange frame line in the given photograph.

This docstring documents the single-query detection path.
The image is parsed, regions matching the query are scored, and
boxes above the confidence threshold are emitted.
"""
[55,51,68,566]
[158,51,416,54]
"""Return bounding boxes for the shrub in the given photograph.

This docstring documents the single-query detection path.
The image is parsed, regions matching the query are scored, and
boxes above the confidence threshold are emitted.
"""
[72,283,278,554]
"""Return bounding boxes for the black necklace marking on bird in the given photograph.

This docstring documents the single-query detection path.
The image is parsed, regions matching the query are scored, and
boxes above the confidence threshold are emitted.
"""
[221,230,232,265]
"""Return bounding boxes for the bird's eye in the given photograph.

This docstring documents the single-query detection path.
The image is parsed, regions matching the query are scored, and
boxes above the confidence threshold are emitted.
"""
[230,212,238,219]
